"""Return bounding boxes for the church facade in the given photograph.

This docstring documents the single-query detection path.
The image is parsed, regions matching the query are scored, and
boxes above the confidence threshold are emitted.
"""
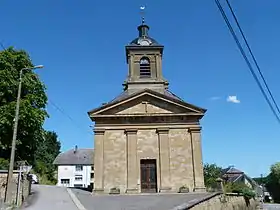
[88,20,206,194]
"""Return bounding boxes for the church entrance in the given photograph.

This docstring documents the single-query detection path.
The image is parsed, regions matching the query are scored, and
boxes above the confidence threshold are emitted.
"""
[140,159,157,193]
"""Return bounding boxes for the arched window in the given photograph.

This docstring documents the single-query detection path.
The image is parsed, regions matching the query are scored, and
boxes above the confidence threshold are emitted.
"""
[139,57,151,78]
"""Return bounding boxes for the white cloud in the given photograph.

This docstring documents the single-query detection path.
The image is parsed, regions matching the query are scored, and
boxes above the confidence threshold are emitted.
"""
[227,95,241,104]
[209,96,221,101]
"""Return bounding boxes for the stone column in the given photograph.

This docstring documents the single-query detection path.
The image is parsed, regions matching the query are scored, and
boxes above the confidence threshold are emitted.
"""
[157,128,171,192]
[125,129,138,194]
[189,127,206,192]
[93,129,105,194]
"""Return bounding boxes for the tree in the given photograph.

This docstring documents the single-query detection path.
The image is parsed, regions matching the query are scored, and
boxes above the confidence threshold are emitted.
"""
[204,163,223,190]
[0,47,48,166]
[253,176,269,185]
[34,131,61,183]
[266,162,280,203]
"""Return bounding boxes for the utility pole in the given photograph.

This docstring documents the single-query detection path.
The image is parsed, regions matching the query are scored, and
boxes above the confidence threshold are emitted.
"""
[5,65,44,204]
[261,173,264,205]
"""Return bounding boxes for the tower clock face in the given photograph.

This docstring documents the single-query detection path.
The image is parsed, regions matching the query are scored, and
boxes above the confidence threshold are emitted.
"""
[139,39,151,46]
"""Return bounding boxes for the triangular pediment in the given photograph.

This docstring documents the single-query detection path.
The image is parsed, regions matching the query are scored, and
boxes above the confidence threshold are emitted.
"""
[88,89,206,119]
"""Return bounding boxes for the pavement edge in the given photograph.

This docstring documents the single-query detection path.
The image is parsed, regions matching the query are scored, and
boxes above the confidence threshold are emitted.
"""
[66,188,87,210]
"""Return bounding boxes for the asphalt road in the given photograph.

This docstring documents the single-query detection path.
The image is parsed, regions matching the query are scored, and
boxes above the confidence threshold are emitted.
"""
[20,185,78,210]
[263,203,280,210]
[20,185,280,210]
[72,188,211,210]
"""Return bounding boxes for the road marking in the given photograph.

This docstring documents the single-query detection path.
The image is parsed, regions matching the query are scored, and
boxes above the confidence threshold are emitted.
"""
[67,188,87,210]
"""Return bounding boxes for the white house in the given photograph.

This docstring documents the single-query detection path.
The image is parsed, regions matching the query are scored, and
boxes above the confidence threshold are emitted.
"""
[53,146,94,189]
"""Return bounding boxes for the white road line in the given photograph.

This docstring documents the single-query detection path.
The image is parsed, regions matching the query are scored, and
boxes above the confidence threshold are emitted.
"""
[67,188,87,210]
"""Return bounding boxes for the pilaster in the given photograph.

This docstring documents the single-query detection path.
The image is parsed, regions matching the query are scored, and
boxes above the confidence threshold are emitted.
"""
[93,128,105,194]
[125,128,138,194]
[189,127,206,192]
[129,55,134,80]
[157,128,171,193]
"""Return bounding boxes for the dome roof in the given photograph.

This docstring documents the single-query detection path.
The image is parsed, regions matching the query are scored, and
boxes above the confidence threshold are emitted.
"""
[128,24,161,46]
[130,37,159,46]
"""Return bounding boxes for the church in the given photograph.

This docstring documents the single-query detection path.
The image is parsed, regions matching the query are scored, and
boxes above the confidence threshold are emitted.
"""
[88,18,206,194]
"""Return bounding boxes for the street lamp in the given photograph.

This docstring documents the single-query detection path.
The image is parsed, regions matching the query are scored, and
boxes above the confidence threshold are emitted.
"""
[5,65,44,204]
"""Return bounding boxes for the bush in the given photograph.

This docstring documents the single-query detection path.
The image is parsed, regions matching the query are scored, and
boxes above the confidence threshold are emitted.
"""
[0,158,9,170]
[225,182,248,194]
[225,182,256,206]
[242,187,256,200]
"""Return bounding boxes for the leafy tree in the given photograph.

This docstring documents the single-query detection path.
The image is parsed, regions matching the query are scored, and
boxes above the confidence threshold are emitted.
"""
[34,131,61,183]
[204,163,223,190]
[253,176,269,185]
[0,47,48,165]
[0,47,62,185]
[266,162,280,203]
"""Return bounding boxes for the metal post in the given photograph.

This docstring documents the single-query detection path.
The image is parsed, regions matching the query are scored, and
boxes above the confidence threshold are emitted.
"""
[261,174,264,206]
[5,69,23,204]
[16,165,22,206]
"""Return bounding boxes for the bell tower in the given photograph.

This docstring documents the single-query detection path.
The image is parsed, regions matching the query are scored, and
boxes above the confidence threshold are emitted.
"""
[123,15,169,94]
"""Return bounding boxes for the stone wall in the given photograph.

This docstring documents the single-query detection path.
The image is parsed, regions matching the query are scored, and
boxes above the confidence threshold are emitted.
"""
[188,193,260,210]
[0,170,31,207]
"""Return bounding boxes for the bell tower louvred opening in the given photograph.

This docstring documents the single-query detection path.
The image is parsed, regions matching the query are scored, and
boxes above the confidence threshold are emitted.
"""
[123,13,169,94]
[139,57,151,78]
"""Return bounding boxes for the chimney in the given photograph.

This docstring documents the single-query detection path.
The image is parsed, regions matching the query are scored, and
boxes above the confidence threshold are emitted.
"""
[74,145,78,154]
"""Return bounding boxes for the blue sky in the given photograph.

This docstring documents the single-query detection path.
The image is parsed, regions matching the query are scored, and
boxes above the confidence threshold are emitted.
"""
[1,0,280,177]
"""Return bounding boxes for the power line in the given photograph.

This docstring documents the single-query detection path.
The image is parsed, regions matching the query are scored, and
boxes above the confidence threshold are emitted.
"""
[0,42,6,50]
[225,0,280,116]
[48,99,93,136]
[215,0,280,124]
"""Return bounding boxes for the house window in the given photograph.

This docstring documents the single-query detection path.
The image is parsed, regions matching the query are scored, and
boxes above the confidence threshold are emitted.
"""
[139,57,151,78]
[76,165,83,171]
[75,175,83,181]
[91,173,94,179]
[61,179,70,184]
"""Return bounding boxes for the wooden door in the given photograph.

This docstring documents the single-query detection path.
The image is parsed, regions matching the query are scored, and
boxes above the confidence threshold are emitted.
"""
[140,159,157,193]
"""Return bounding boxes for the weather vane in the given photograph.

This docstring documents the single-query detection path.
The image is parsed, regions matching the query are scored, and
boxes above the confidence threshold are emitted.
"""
[140,6,146,24]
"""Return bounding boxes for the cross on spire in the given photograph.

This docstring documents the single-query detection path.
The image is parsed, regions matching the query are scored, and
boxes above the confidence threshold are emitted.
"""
[140,6,146,24]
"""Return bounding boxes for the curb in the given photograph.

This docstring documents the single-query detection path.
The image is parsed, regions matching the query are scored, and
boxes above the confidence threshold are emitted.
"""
[66,188,87,210]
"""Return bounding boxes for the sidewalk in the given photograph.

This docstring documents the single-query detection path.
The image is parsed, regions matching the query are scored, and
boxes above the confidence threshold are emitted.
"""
[20,185,78,210]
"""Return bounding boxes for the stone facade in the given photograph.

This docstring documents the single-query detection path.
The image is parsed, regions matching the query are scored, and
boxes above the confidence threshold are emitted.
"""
[88,21,207,194]
[89,92,206,194]
[0,170,31,206]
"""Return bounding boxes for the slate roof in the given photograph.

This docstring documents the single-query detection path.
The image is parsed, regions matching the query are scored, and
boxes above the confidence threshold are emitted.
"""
[129,37,161,46]
[88,88,206,115]
[222,166,243,175]
[109,89,184,105]
[222,167,244,182]
[53,148,94,165]
[127,24,162,47]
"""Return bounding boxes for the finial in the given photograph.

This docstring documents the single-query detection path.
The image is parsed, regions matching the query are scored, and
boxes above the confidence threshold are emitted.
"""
[140,6,146,25]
